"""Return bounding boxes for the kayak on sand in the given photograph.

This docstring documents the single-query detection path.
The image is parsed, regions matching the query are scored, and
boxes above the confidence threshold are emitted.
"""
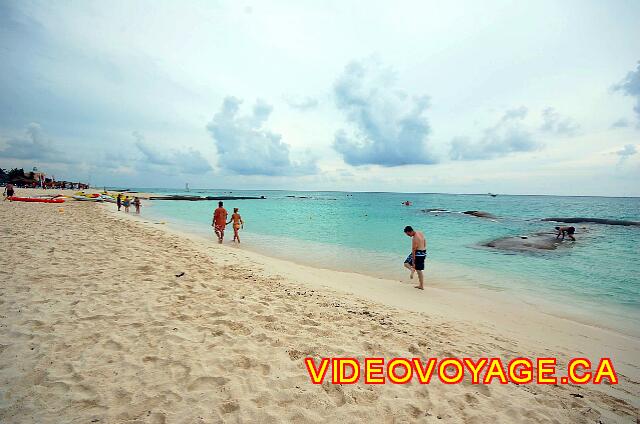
[8,196,65,203]
[72,195,103,202]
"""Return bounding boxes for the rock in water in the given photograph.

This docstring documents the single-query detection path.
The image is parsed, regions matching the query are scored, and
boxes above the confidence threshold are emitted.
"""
[542,217,640,226]
[483,232,567,252]
[463,210,497,219]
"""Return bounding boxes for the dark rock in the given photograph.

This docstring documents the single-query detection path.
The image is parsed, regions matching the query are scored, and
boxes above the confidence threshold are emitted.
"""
[483,232,567,252]
[542,217,640,226]
[463,210,497,219]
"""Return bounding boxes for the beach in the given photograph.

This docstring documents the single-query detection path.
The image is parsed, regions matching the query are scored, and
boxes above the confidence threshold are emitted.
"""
[1,189,639,423]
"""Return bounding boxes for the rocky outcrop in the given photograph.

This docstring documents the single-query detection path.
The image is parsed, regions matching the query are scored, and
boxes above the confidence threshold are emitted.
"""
[463,210,497,219]
[542,217,639,226]
[483,232,569,252]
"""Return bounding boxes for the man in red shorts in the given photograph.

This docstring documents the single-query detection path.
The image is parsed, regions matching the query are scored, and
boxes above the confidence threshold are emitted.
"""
[212,201,228,244]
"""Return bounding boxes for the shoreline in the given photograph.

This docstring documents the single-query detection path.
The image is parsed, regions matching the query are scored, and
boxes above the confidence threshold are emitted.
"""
[117,202,640,352]
[2,188,639,422]
[104,199,640,390]
[140,198,640,340]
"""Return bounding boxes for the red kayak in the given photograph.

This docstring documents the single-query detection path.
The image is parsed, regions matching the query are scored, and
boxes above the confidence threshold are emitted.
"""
[8,196,65,203]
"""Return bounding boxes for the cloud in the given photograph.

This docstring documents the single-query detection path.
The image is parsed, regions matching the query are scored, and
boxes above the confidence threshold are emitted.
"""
[616,144,637,162]
[285,96,319,111]
[613,61,640,125]
[0,122,72,163]
[540,107,579,135]
[133,132,212,175]
[206,96,317,176]
[449,107,539,161]
[332,60,437,166]
[611,118,630,129]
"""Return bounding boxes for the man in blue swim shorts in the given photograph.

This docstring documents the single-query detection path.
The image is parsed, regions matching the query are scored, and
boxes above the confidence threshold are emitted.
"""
[403,226,427,290]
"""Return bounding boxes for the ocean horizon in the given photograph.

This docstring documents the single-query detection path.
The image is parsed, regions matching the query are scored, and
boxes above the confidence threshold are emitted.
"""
[105,186,640,199]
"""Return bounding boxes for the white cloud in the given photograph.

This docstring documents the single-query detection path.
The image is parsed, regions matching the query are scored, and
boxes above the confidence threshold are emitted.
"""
[540,107,579,135]
[616,144,637,162]
[0,123,72,164]
[133,132,212,175]
[284,96,319,111]
[206,97,317,176]
[449,107,539,161]
[332,59,437,167]
[611,118,630,129]
[613,61,640,126]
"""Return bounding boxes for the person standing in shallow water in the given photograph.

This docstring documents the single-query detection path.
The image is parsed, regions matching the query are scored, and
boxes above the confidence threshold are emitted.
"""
[403,226,427,290]
[212,201,228,243]
[133,197,141,214]
[116,193,122,211]
[227,207,244,243]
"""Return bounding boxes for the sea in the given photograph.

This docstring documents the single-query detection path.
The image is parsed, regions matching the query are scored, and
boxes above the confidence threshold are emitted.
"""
[121,188,640,336]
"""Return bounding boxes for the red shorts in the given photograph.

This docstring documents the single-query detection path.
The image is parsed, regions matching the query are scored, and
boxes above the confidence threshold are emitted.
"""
[214,224,225,233]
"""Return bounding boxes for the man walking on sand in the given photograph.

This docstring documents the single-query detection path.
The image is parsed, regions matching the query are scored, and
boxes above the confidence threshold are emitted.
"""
[3,183,14,201]
[212,201,228,244]
[403,226,427,290]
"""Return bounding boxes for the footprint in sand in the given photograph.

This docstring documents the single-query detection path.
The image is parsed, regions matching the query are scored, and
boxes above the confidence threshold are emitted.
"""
[322,381,348,407]
[104,339,123,351]
[168,361,191,381]
[46,381,71,395]
[220,400,240,414]
[187,376,230,391]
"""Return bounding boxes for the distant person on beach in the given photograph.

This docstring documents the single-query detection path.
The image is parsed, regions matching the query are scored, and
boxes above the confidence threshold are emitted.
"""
[555,226,576,241]
[403,226,427,290]
[227,207,244,243]
[123,196,131,213]
[212,201,228,243]
[116,193,122,211]
[3,183,14,201]
[133,197,141,214]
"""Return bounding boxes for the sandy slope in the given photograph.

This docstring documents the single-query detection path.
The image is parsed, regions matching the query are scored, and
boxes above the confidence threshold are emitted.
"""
[0,191,638,423]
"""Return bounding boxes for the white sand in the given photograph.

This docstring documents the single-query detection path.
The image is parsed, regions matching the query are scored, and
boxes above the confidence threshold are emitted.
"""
[1,189,638,423]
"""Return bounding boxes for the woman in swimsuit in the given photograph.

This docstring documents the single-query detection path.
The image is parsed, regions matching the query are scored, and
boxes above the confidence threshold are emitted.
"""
[133,197,141,214]
[227,208,244,243]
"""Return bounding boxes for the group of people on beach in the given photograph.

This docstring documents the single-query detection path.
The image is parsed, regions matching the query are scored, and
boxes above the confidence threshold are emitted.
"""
[212,201,244,244]
[116,193,141,214]
[205,196,579,292]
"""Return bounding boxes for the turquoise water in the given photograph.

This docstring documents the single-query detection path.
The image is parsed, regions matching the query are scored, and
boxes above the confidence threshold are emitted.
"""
[131,188,640,331]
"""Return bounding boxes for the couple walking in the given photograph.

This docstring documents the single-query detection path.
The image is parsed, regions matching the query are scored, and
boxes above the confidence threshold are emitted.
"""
[212,201,243,243]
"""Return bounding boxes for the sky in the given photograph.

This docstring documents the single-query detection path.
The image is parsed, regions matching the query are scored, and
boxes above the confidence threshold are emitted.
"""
[0,0,639,196]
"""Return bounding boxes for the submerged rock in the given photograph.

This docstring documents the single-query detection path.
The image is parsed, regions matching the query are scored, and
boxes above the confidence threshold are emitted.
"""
[483,232,568,252]
[463,210,497,219]
[422,208,449,213]
[542,217,640,226]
